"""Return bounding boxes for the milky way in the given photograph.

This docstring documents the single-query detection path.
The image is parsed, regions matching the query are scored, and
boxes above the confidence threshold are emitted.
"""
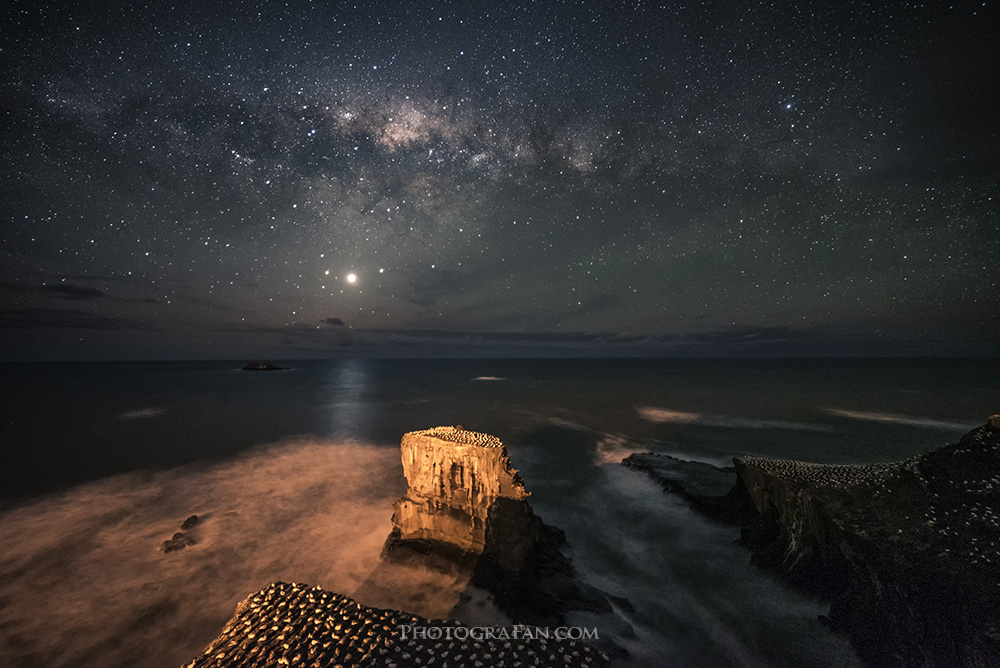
[2,0,997,359]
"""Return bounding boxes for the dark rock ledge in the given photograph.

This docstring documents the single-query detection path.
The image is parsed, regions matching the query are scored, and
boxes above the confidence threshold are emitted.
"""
[624,418,1000,668]
[184,582,609,668]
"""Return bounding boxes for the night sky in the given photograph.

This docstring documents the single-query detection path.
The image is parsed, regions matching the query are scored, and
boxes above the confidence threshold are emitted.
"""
[2,0,997,359]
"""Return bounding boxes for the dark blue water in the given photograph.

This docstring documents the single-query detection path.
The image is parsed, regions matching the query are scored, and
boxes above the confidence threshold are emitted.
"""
[5,358,994,502]
[1,358,996,667]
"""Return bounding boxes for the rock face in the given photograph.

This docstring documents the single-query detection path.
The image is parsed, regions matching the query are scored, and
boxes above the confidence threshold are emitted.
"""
[730,422,1000,667]
[389,426,529,558]
[184,582,609,668]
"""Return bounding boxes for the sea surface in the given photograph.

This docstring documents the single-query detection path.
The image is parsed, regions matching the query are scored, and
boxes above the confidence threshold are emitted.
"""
[1,358,996,667]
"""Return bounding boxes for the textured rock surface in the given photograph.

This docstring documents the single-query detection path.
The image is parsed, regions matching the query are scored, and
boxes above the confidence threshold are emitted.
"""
[364,426,619,631]
[620,421,1000,666]
[389,426,529,555]
[620,452,745,520]
[184,582,609,668]
[732,422,1000,667]
[160,516,203,553]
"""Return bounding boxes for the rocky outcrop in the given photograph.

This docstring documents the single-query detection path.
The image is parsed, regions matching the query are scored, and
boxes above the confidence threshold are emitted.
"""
[621,420,1000,666]
[388,426,529,555]
[160,515,202,553]
[621,452,750,521]
[726,421,999,667]
[184,582,609,668]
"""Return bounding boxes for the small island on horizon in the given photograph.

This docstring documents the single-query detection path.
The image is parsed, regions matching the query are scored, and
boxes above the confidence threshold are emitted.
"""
[241,361,287,371]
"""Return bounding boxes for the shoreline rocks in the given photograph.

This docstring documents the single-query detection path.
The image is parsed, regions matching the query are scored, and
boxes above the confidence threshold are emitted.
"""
[623,420,1000,667]
[160,515,201,553]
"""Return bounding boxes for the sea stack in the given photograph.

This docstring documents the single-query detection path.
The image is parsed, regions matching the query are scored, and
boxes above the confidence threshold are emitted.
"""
[389,426,530,556]
[360,426,616,629]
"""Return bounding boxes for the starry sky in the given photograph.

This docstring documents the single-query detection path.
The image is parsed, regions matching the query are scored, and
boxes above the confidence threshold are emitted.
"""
[2,0,997,359]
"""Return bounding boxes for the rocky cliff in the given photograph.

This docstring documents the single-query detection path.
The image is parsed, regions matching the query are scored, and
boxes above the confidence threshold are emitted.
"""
[739,420,999,667]
[627,419,1000,667]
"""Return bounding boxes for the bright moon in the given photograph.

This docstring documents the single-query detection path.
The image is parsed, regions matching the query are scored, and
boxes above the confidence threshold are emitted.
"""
[346,273,357,284]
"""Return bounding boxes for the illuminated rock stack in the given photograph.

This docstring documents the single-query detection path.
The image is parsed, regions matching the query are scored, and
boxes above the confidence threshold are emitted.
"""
[387,426,531,563]
[359,426,612,630]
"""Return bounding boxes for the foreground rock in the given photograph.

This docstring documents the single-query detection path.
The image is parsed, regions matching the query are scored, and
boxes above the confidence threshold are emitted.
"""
[625,419,1000,667]
[184,582,609,668]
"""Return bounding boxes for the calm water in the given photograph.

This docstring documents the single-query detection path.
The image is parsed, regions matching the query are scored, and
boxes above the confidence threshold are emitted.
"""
[1,358,996,667]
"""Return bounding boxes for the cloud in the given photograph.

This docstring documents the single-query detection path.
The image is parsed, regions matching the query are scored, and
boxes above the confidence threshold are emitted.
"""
[212,320,355,349]
[172,294,243,313]
[0,308,157,331]
[378,329,639,344]
[2,281,160,305]
[39,284,107,300]
[0,281,34,294]
[684,325,819,343]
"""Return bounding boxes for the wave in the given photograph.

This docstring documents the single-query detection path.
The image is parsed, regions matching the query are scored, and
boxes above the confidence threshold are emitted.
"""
[0,438,405,668]
[595,434,636,464]
[471,376,505,381]
[635,408,700,424]
[116,407,166,420]
[826,409,971,432]
[636,406,834,433]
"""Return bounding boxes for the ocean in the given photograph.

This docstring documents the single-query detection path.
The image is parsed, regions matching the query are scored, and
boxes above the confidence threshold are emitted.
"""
[1,358,996,667]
